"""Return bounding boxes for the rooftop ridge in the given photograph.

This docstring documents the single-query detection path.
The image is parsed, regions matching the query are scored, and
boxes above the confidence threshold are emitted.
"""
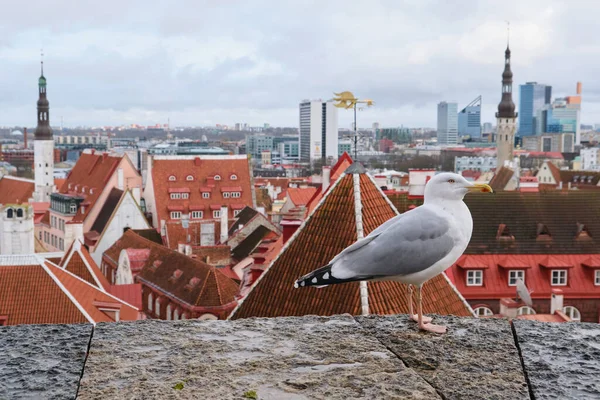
[2,175,35,184]
[153,155,247,161]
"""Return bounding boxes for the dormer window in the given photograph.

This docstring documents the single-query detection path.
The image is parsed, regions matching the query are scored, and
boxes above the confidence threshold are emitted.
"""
[169,269,183,282]
[214,175,222,181]
[517,306,536,316]
[230,174,238,180]
[182,193,189,199]
[202,192,210,199]
[16,208,23,218]
[508,270,525,286]
[576,223,591,240]
[70,204,77,214]
[170,193,181,200]
[169,175,176,181]
[466,270,483,286]
[223,192,230,198]
[551,270,568,286]
[496,224,514,241]
[6,208,13,219]
[185,277,201,290]
[90,188,94,194]
[232,192,241,198]
[186,175,194,181]
[536,223,551,241]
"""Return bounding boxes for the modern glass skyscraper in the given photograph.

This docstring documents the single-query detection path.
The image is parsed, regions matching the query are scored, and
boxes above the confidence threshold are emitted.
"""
[518,82,551,136]
[458,96,482,139]
[437,101,458,145]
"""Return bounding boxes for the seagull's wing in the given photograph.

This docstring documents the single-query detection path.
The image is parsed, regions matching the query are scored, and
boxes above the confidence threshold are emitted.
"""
[331,206,456,280]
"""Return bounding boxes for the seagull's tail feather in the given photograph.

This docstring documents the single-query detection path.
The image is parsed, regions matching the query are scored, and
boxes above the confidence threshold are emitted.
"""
[294,264,373,288]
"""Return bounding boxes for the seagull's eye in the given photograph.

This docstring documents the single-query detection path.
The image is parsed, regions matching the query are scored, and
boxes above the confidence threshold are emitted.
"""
[448,179,455,184]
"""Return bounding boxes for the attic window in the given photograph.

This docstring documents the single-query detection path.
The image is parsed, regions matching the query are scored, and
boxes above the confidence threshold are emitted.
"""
[169,175,176,181]
[214,175,222,181]
[536,223,551,241]
[185,277,201,290]
[186,175,194,181]
[90,188,94,194]
[150,260,163,271]
[576,223,591,240]
[496,224,514,241]
[230,174,238,180]
[169,269,184,282]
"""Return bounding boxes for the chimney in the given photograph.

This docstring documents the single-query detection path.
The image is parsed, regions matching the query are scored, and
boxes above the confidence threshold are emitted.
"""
[322,166,331,193]
[281,210,303,244]
[23,128,27,149]
[499,298,519,319]
[558,181,563,190]
[550,289,564,314]
[178,243,185,254]
[220,206,228,243]
[568,182,572,190]
[102,152,108,162]
[577,82,582,95]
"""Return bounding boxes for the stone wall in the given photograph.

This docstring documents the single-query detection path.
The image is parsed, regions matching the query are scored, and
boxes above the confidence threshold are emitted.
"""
[1,315,598,399]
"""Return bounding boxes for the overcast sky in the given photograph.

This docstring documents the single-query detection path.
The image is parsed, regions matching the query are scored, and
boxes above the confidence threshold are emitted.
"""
[0,0,598,128]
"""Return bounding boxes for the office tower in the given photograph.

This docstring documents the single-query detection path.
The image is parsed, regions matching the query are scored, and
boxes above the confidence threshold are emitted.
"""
[299,99,339,162]
[437,101,458,145]
[458,96,482,139]
[518,82,551,136]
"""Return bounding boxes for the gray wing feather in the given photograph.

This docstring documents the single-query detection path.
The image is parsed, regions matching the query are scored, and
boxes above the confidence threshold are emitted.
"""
[331,207,455,279]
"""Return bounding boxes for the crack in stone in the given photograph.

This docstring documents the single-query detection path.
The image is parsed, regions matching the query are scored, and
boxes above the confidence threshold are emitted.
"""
[75,324,95,398]
[510,321,535,400]
[354,316,446,400]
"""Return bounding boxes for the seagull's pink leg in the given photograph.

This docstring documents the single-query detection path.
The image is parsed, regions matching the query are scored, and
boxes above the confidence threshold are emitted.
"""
[417,285,447,334]
[408,284,431,323]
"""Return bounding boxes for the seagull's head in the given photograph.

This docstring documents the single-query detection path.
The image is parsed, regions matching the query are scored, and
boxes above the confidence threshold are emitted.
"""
[424,173,493,202]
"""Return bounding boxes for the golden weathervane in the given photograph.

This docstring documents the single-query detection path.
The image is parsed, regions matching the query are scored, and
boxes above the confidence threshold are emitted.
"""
[333,91,374,109]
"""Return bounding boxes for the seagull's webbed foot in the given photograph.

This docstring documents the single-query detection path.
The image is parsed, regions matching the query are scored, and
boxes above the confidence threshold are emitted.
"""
[418,322,447,334]
[411,314,432,324]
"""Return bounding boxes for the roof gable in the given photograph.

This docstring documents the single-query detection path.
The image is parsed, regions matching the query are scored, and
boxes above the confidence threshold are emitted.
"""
[0,176,34,205]
[230,165,472,319]
[61,240,110,291]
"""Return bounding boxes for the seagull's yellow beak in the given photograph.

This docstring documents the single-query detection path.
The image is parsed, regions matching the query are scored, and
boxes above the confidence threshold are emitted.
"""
[467,183,493,193]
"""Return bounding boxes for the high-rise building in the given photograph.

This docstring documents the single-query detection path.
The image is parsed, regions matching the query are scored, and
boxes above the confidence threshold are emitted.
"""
[33,61,55,202]
[458,96,482,139]
[246,134,274,159]
[496,45,518,169]
[482,122,493,134]
[518,82,551,136]
[437,102,458,145]
[546,98,581,144]
[299,100,338,162]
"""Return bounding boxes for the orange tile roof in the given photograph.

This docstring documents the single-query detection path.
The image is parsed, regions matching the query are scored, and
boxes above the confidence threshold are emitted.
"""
[231,164,472,319]
[286,187,318,207]
[0,256,138,325]
[108,283,143,310]
[105,230,239,308]
[54,178,66,191]
[306,152,353,213]
[60,240,111,291]
[59,152,123,223]
[489,166,514,192]
[0,176,34,204]
[150,156,254,224]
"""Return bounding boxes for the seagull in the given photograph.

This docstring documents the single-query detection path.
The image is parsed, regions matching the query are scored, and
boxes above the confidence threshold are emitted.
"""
[294,173,493,334]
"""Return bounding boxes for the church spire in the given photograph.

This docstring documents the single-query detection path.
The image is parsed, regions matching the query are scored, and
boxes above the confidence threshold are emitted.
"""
[496,26,517,119]
[35,51,52,140]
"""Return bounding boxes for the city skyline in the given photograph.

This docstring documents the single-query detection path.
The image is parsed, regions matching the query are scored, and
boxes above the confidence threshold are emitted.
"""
[0,1,599,128]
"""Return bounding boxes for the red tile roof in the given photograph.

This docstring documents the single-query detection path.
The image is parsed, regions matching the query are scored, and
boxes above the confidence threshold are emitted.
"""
[306,152,354,213]
[285,187,318,207]
[149,155,254,224]
[0,256,139,325]
[60,239,111,291]
[108,283,143,310]
[448,254,600,301]
[58,152,124,223]
[105,230,239,309]
[0,176,34,204]
[231,164,472,319]
[489,166,514,192]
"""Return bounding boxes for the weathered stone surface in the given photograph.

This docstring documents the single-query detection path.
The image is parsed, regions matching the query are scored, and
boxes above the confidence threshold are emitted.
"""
[78,315,440,399]
[0,323,92,400]
[514,320,600,400]
[357,314,530,400]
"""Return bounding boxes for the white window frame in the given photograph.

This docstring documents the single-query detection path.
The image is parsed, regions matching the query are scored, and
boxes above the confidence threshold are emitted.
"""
[232,192,241,198]
[234,209,241,217]
[174,309,180,321]
[155,298,161,316]
[202,192,210,199]
[213,210,221,218]
[562,306,581,322]
[595,270,600,286]
[166,304,172,321]
[70,204,77,214]
[551,269,568,286]
[169,175,176,181]
[230,174,238,180]
[186,175,194,181]
[508,270,525,286]
[170,193,181,199]
[474,307,493,317]
[191,211,203,219]
[214,175,222,181]
[223,192,230,198]
[182,193,189,199]
[170,211,182,220]
[466,270,483,286]
[517,306,536,316]
[148,293,153,312]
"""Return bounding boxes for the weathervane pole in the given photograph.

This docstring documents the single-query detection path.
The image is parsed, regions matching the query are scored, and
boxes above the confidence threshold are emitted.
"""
[332,91,374,162]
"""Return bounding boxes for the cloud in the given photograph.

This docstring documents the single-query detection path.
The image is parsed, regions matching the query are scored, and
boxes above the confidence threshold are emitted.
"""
[0,0,598,128]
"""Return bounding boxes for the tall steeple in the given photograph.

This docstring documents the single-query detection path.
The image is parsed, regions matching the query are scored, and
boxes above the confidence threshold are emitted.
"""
[35,55,53,140]
[495,32,518,170]
[32,53,56,203]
